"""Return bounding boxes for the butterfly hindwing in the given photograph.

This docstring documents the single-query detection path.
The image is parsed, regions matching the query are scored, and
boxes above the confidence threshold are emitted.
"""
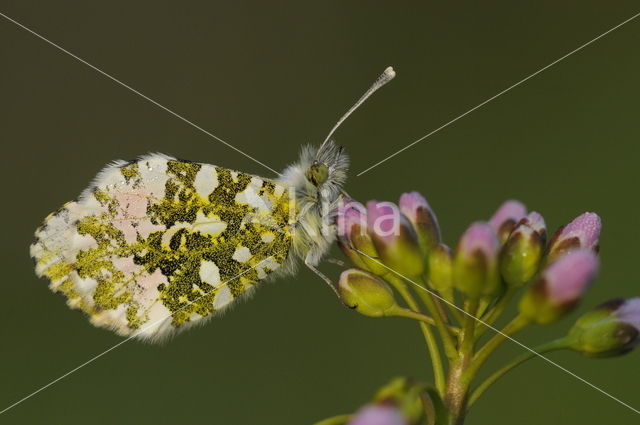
[31,154,295,341]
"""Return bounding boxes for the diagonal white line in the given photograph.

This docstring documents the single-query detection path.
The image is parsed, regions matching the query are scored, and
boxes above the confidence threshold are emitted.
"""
[0,253,284,415]
[0,11,280,176]
[354,249,640,415]
[357,11,640,177]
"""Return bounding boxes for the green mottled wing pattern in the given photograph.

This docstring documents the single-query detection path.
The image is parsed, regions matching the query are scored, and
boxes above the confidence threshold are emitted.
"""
[30,153,296,341]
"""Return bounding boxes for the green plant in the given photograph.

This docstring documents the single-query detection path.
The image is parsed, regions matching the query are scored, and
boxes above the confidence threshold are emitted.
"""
[315,195,639,425]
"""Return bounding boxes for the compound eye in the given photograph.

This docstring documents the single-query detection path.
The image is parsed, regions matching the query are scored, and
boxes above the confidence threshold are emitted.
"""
[306,161,329,186]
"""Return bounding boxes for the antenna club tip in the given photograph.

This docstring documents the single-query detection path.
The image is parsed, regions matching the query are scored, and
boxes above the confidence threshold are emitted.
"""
[318,65,396,150]
[384,66,396,79]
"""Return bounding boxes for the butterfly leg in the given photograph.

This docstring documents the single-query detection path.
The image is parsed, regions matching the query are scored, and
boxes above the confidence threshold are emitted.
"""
[304,257,342,300]
[325,257,348,267]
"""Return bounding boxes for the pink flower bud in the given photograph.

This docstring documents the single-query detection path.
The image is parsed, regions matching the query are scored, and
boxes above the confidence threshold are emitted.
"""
[520,250,599,324]
[336,200,387,275]
[367,201,402,243]
[489,200,527,242]
[547,212,601,262]
[398,192,431,223]
[366,201,424,277]
[545,250,597,303]
[458,222,499,258]
[398,192,441,255]
[454,222,500,298]
[337,200,367,242]
[520,211,546,241]
[348,404,408,425]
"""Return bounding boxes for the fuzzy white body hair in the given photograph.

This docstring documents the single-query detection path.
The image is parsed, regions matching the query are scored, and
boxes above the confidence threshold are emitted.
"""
[275,140,349,274]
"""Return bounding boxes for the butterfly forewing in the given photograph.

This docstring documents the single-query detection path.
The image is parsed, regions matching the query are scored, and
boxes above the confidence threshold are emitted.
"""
[31,154,295,341]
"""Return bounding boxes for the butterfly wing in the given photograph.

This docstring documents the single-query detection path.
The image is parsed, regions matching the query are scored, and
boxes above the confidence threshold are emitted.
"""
[30,153,295,341]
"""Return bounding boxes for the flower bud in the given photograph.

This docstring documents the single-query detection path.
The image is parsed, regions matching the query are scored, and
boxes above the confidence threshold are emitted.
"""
[489,200,527,243]
[337,201,388,275]
[547,212,601,262]
[567,298,640,357]
[338,269,399,317]
[453,222,500,298]
[337,202,368,266]
[398,192,441,256]
[348,403,408,425]
[519,250,599,324]
[367,201,424,277]
[500,223,544,288]
[428,244,453,293]
[520,211,547,242]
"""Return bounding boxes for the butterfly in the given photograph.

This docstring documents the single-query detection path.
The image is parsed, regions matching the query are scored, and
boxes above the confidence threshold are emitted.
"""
[30,67,396,342]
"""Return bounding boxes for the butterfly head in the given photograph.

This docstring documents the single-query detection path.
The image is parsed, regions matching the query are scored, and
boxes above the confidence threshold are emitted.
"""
[306,140,349,190]
[280,140,349,197]
[306,161,329,187]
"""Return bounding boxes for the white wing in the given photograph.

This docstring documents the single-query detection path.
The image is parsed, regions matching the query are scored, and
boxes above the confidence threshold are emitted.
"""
[31,154,295,342]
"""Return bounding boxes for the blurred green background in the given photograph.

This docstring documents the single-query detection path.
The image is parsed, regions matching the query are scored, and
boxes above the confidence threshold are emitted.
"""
[1,1,639,424]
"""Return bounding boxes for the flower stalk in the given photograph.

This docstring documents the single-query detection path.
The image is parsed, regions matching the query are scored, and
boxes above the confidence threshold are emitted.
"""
[468,338,570,407]
[444,300,479,425]
[470,314,531,373]
[384,273,448,396]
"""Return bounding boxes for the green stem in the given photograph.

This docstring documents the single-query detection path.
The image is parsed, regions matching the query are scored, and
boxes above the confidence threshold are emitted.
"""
[311,414,352,425]
[470,314,530,376]
[423,286,464,325]
[386,275,447,397]
[475,298,492,319]
[415,280,456,326]
[424,290,451,326]
[442,289,465,325]
[413,278,458,359]
[455,300,478,357]
[474,288,516,339]
[414,286,455,326]
[468,338,569,407]
[393,307,460,334]
[444,300,479,425]
[434,296,453,325]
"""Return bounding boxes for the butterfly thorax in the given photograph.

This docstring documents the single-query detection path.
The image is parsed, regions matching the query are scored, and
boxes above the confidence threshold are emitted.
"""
[277,140,349,270]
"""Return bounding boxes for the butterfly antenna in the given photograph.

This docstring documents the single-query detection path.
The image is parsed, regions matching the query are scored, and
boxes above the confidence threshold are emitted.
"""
[318,66,396,155]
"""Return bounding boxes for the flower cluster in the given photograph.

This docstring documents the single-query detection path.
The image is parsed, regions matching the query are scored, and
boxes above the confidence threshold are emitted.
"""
[314,193,640,425]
